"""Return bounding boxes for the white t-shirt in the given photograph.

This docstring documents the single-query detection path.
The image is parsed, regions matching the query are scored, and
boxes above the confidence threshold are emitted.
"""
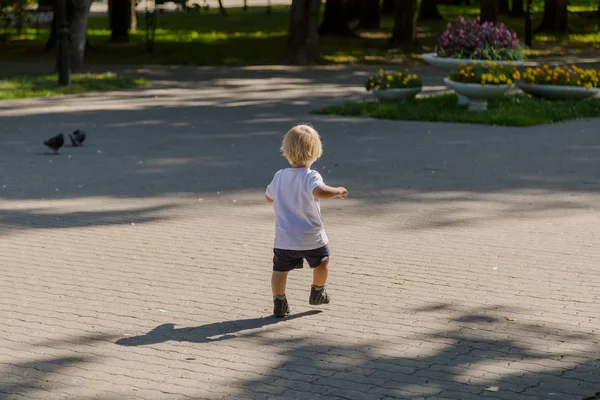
[266,168,329,251]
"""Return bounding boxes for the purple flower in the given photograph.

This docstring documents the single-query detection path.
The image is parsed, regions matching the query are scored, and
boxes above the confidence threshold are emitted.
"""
[436,16,521,59]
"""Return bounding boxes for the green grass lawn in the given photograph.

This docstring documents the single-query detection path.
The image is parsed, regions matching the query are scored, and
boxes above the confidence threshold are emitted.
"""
[0,72,147,100]
[314,94,600,126]
[1,0,599,66]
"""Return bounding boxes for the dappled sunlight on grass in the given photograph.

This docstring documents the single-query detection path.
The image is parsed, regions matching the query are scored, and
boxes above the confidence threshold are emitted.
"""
[537,31,600,44]
[0,73,147,100]
[315,93,600,127]
[1,0,600,66]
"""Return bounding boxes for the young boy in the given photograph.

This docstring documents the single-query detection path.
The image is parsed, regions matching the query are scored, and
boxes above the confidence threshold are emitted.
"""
[266,125,348,318]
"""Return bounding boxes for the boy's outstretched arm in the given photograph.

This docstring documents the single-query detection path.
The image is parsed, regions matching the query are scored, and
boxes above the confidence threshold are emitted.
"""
[266,195,274,203]
[313,185,348,200]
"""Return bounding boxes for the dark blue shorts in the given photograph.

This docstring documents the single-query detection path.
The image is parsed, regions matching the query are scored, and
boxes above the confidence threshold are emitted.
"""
[273,245,330,272]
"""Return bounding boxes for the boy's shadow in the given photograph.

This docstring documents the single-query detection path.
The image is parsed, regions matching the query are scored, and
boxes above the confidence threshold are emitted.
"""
[116,310,322,347]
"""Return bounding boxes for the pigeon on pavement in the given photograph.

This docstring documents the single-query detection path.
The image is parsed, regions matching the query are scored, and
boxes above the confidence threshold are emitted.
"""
[43,133,64,154]
[69,129,87,147]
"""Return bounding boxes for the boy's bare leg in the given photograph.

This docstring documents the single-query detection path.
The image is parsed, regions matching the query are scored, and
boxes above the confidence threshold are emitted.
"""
[310,258,331,306]
[312,258,329,287]
[272,271,291,317]
[272,271,289,297]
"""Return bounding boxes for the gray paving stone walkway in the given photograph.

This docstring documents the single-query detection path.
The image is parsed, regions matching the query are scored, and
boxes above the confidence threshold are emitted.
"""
[1,64,600,400]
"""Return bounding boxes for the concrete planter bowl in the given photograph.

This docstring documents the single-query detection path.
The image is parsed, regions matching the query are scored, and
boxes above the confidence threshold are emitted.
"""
[517,82,600,100]
[422,53,525,70]
[422,53,524,105]
[444,78,510,111]
[372,87,422,101]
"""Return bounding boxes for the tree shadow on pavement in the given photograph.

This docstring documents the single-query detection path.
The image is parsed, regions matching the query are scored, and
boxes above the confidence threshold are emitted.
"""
[0,356,89,397]
[0,204,176,234]
[228,305,600,400]
[1,66,600,234]
[116,310,322,346]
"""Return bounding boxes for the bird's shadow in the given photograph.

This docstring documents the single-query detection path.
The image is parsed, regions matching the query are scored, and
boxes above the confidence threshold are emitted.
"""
[35,151,61,156]
[116,310,322,347]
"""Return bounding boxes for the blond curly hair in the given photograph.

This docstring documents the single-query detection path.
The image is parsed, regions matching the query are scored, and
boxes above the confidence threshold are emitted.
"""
[281,124,323,167]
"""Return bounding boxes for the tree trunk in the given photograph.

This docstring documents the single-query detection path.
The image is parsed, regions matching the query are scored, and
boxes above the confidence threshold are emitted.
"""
[536,0,569,32]
[130,0,137,31]
[46,0,94,52]
[217,0,227,15]
[480,0,499,22]
[499,0,510,13]
[419,0,442,20]
[109,0,132,42]
[284,0,321,64]
[381,0,394,14]
[14,0,25,36]
[346,0,360,19]
[391,0,417,48]
[319,0,354,36]
[46,1,72,51]
[358,0,380,28]
[511,0,525,16]
[69,0,91,71]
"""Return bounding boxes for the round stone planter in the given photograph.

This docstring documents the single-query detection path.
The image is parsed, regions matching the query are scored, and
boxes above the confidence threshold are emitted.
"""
[517,82,600,100]
[423,53,524,105]
[422,53,524,70]
[372,87,422,101]
[444,78,510,111]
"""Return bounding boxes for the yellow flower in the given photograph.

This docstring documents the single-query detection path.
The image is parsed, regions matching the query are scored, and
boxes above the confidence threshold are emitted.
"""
[493,78,500,84]
[577,80,582,85]
[375,85,380,90]
[491,62,497,67]
[386,83,390,88]
[507,79,513,86]
[387,75,393,81]
[370,82,375,87]
[379,69,385,74]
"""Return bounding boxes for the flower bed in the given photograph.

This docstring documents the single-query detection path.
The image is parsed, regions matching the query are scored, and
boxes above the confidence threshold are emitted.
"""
[522,65,599,89]
[519,65,600,100]
[447,61,521,87]
[365,69,422,91]
[365,69,423,101]
[435,16,526,61]
[445,61,520,111]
